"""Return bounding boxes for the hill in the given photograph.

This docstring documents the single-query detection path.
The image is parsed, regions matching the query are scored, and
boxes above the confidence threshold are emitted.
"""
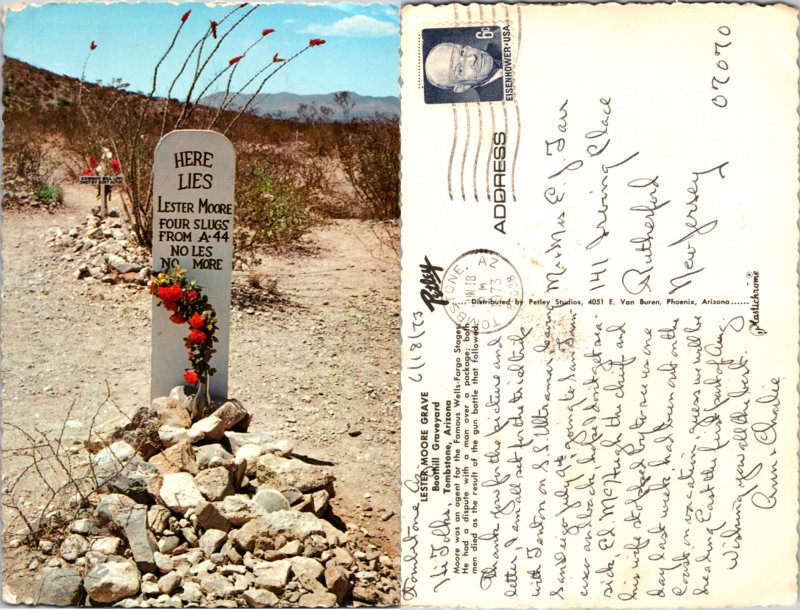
[2,57,399,122]
[3,56,90,112]
[199,91,399,121]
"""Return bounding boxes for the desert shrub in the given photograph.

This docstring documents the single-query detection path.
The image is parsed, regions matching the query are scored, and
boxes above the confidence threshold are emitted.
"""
[2,387,130,544]
[32,184,62,204]
[3,137,54,189]
[337,115,400,220]
[234,146,321,266]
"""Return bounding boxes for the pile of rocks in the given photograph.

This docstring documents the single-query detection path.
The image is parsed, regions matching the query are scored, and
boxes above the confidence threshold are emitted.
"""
[2,175,62,210]
[31,388,399,607]
[46,209,149,285]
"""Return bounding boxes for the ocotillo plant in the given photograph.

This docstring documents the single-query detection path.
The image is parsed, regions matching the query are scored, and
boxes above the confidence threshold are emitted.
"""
[74,5,326,250]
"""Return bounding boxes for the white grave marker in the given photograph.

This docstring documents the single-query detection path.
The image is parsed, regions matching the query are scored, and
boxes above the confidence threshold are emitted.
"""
[151,130,235,400]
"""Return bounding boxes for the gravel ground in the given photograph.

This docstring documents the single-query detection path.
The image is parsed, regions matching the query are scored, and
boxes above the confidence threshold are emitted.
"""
[1,184,400,593]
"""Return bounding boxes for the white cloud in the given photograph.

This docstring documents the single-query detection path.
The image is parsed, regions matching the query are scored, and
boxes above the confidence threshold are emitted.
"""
[376,5,399,20]
[283,18,298,24]
[298,15,396,37]
[328,4,361,14]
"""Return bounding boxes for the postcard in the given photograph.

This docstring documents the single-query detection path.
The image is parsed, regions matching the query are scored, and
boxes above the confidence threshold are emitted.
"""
[400,3,799,607]
[1,1,400,606]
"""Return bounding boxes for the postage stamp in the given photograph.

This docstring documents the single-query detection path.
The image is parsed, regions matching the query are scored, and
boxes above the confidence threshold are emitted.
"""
[421,26,513,105]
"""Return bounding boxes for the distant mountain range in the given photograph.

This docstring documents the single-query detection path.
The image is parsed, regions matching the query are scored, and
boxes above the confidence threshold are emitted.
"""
[199,91,399,121]
[1,57,399,122]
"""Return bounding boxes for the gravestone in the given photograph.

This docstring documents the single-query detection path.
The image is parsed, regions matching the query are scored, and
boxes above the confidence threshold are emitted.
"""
[150,130,235,400]
[79,175,124,216]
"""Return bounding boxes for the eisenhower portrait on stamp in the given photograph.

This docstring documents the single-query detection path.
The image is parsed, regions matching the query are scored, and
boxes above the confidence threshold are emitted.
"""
[422,26,506,104]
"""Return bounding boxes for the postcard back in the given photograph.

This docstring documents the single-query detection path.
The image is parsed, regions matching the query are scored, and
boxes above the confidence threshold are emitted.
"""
[400,3,799,607]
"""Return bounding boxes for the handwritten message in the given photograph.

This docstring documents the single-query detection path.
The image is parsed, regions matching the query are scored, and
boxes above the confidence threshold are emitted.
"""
[400,3,798,607]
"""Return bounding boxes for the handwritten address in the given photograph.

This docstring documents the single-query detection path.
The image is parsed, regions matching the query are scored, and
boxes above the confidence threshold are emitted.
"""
[401,3,798,607]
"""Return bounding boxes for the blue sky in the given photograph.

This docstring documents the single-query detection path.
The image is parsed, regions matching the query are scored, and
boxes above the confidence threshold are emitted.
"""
[3,2,400,98]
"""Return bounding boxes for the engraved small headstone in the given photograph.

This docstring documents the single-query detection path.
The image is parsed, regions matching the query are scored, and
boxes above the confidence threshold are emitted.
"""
[150,130,235,399]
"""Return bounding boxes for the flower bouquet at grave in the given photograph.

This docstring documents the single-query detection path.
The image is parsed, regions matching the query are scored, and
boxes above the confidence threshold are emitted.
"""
[149,264,218,420]
[81,147,123,180]
[82,147,123,207]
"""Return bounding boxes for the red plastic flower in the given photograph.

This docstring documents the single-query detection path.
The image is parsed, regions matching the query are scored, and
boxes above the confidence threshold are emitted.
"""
[189,312,206,329]
[262,28,275,36]
[272,53,285,63]
[90,41,97,50]
[184,370,199,385]
[181,9,191,22]
[229,55,244,65]
[157,284,183,302]
[309,38,326,46]
[111,159,121,174]
[210,20,218,39]
[89,156,99,169]
[170,313,185,325]
[164,300,179,312]
[187,290,198,301]
[188,329,206,344]
[82,168,93,176]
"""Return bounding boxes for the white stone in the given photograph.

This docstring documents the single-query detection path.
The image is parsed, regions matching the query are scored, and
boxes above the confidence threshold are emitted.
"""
[180,581,203,603]
[235,444,264,475]
[290,556,324,581]
[217,494,262,525]
[244,588,279,607]
[84,558,141,603]
[158,425,193,447]
[253,488,290,513]
[92,441,137,483]
[89,536,124,556]
[190,415,225,443]
[159,472,205,514]
[252,559,291,590]
[199,572,235,598]
[198,529,227,557]
[71,518,93,535]
[59,534,89,562]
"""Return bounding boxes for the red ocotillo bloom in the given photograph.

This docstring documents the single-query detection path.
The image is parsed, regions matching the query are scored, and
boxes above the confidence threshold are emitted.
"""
[181,9,191,22]
[210,20,218,39]
[90,41,97,50]
[262,28,275,36]
[272,52,285,63]
[229,55,244,65]
[309,38,326,46]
